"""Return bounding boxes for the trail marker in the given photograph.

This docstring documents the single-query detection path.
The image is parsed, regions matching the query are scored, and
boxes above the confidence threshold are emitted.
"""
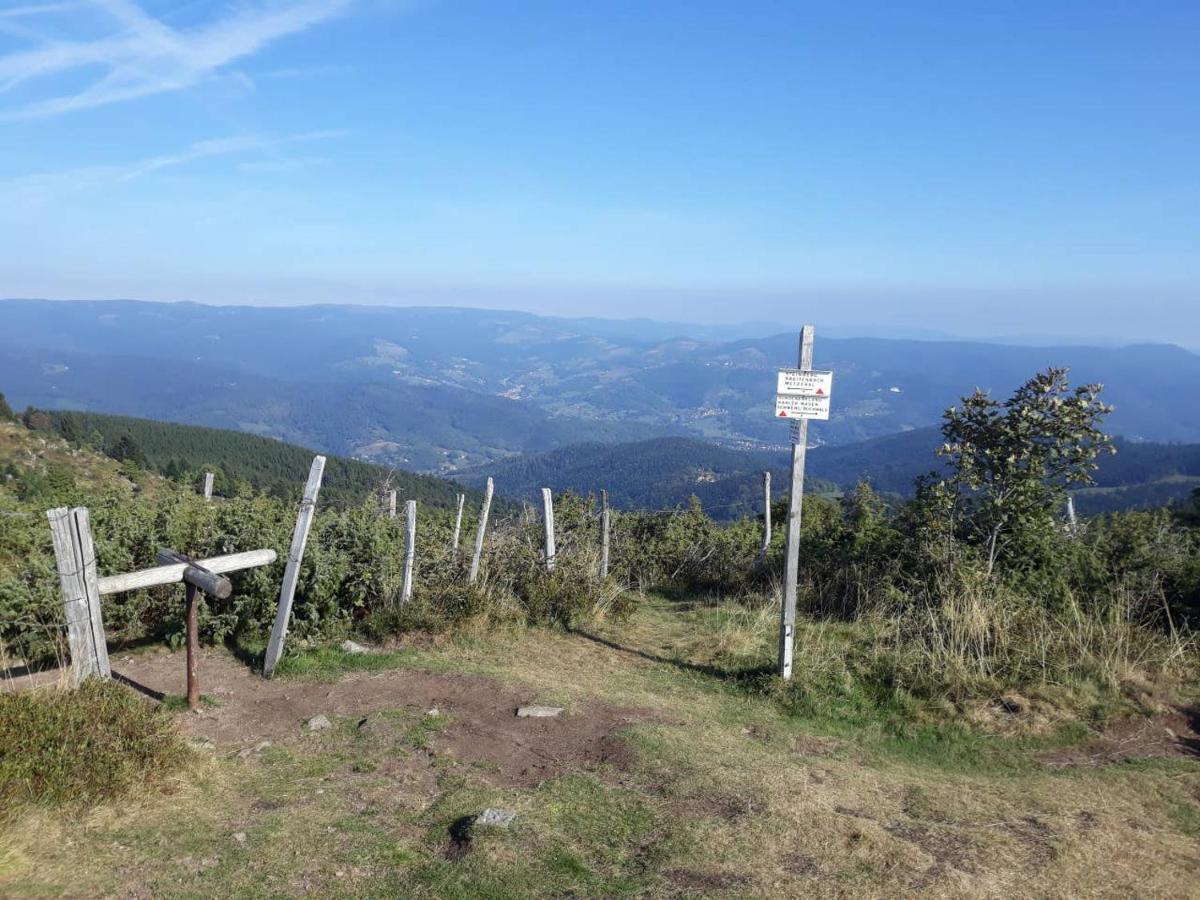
[777,325,832,680]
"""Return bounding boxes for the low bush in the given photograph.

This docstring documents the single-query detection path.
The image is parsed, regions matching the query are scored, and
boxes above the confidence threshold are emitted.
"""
[0,679,187,818]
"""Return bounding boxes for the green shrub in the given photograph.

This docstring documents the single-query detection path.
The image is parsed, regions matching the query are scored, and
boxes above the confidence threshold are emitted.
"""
[0,680,187,817]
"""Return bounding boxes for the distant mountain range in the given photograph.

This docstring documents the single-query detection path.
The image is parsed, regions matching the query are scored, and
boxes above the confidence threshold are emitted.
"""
[4,299,1200,475]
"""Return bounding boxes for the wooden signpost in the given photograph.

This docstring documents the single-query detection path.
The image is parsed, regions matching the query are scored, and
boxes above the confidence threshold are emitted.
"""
[468,477,494,584]
[263,455,326,678]
[777,325,832,681]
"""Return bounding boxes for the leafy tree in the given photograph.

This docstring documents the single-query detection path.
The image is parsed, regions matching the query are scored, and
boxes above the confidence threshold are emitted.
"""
[926,368,1115,575]
[106,434,146,466]
[0,392,14,422]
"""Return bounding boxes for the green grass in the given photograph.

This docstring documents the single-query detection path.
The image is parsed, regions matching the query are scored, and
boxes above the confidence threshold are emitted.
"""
[0,679,187,817]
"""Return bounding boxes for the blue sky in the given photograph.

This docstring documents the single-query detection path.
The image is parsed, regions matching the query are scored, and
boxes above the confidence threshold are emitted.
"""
[1,1,1197,343]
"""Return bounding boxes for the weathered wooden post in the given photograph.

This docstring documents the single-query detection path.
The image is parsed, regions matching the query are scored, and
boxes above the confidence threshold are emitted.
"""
[47,506,111,683]
[203,472,214,502]
[401,500,417,604]
[451,492,465,553]
[599,490,610,579]
[775,325,832,681]
[264,455,326,678]
[759,470,772,564]
[468,477,493,584]
[1066,496,1079,535]
[542,488,556,573]
[386,490,397,519]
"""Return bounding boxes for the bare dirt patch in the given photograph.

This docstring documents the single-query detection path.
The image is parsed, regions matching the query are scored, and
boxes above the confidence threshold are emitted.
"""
[99,649,653,787]
[1037,708,1200,768]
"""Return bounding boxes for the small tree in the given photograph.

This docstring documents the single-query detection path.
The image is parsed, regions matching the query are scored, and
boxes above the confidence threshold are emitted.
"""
[0,392,14,422]
[931,368,1114,576]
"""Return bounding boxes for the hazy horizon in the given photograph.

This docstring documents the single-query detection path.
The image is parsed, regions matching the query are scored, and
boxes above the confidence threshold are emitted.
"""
[2,2,1198,344]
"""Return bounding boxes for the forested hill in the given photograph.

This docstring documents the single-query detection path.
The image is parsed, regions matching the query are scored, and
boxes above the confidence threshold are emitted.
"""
[40,410,487,511]
[457,431,1200,518]
[454,437,838,519]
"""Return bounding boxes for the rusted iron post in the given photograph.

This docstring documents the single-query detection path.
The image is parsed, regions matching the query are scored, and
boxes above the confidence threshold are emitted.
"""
[185,583,201,711]
[158,548,231,712]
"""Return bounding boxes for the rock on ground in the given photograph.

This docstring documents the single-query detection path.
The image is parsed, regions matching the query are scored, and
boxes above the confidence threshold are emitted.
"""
[516,705,564,718]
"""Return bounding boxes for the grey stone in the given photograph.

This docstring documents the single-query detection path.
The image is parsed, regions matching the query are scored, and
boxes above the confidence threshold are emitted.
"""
[232,832,247,845]
[306,714,332,731]
[516,705,563,718]
[475,808,517,829]
[341,640,371,655]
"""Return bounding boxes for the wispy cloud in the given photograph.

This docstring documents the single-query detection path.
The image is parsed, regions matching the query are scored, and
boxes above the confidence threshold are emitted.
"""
[0,0,352,121]
[1,129,347,201]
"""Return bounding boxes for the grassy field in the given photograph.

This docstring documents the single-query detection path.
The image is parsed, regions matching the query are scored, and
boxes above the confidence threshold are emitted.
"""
[2,594,1199,899]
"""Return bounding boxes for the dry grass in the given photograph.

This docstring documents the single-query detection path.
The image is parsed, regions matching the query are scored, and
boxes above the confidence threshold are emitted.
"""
[1,595,1198,898]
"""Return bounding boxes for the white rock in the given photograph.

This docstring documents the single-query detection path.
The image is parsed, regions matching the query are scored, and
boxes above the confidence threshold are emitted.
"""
[306,714,332,731]
[475,808,517,829]
[516,705,563,718]
[232,832,247,845]
[341,640,371,655]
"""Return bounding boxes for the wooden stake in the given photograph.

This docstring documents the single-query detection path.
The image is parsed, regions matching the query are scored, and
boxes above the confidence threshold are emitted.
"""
[263,455,326,678]
[468,477,493,584]
[46,506,110,683]
[599,489,610,580]
[542,488,556,573]
[779,325,814,681]
[387,490,397,519]
[451,492,465,553]
[203,472,214,501]
[401,500,417,604]
[759,470,772,563]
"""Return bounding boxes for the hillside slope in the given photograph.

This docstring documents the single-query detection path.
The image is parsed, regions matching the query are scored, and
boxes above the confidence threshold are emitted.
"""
[6,299,1200,457]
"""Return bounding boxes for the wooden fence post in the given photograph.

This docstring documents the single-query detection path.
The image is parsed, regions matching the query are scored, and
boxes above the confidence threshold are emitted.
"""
[387,490,397,519]
[1066,496,1079,535]
[542,488,556,573]
[599,489,610,579]
[46,506,111,683]
[468,477,493,584]
[759,470,772,563]
[451,493,465,553]
[401,500,417,604]
[779,326,814,681]
[263,455,325,678]
[203,472,214,501]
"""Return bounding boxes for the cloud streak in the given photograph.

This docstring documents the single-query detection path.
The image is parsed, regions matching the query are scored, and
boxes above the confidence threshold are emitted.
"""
[0,0,351,121]
[1,129,347,202]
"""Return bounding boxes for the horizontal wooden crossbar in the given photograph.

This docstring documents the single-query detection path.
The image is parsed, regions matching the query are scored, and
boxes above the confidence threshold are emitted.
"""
[97,548,277,596]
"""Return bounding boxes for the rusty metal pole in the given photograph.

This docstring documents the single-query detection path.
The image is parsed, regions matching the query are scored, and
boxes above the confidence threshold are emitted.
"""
[185,583,201,711]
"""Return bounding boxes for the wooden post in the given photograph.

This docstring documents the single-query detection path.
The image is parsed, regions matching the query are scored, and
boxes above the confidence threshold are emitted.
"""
[759,471,772,563]
[387,490,397,519]
[468,477,493,584]
[1066,495,1078,535]
[263,455,326,678]
[46,507,111,683]
[203,472,214,501]
[451,493,465,553]
[599,490,610,579]
[401,500,417,604]
[779,325,815,681]
[542,488,556,573]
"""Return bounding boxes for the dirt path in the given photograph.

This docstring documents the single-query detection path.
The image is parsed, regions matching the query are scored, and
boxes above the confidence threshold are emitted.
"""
[107,648,650,787]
